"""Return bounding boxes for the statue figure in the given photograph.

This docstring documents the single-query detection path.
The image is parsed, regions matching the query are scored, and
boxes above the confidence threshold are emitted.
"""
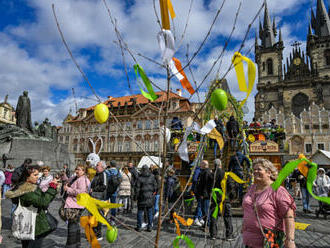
[15,91,33,132]
[34,121,41,136]
[39,118,52,138]
[51,126,58,141]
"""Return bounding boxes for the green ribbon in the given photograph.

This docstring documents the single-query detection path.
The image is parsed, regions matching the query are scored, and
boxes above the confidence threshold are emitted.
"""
[134,64,158,101]
[184,197,194,207]
[211,188,223,219]
[173,235,195,248]
[271,158,330,205]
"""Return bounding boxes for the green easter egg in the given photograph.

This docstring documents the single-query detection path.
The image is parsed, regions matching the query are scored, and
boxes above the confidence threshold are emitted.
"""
[106,227,118,243]
[211,89,228,111]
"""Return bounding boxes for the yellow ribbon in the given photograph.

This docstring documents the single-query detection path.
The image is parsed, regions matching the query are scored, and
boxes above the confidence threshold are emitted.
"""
[207,128,224,150]
[77,193,122,230]
[172,212,193,236]
[80,216,100,248]
[232,52,256,106]
[220,172,247,213]
[159,0,175,30]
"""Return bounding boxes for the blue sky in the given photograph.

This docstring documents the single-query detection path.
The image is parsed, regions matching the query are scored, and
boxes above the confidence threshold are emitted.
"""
[0,0,317,125]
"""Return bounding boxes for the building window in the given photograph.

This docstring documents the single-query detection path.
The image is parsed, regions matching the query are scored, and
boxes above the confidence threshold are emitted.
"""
[117,141,123,152]
[262,62,265,71]
[322,124,329,129]
[305,143,312,153]
[145,140,150,151]
[125,141,131,152]
[137,120,143,129]
[154,140,159,151]
[126,122,131,131]
[267,58,273,75]
[65,136,69,144]
[154,120,159,129]
[145,120,151,130]
[304,125,310,130]
[313,124,320,129]
[73,144,78,152]
[317,143,325,150]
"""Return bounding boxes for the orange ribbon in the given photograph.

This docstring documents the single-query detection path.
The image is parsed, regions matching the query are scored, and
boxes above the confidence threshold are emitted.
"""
[80,216,100,248]
[172,212,193,236]
[172,57,195,95]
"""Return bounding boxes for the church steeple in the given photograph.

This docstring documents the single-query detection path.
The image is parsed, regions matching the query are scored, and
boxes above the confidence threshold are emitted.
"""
[310,0,330,37]
[259,0,276,48]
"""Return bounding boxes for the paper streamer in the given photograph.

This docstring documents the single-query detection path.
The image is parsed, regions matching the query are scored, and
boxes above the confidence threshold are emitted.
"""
[134,64,158,101]
[295,222,310,230]
[157,30,175,64]
[178,122,200,162]
[173,235,195,248]
[271,156,330,205]
[220,172,247,213]
[77,193,122,230]
[232,52,256,106]
[172,212,193,236]
[208,128,224,150]
[200,120,217,135]
[211,188,224,218]
[80,216,100,248]
[184,197,194,207]
[167,0,176,19]
[170,58,195,95]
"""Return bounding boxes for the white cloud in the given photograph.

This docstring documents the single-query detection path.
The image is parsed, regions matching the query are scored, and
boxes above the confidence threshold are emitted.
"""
[0,0,314,125]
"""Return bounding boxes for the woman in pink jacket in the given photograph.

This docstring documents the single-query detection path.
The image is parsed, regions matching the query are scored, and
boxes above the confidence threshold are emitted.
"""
[63,164,90,248]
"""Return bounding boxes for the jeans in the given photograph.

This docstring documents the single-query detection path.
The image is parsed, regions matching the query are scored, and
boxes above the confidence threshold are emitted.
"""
[118,196,130,211]
[110,194,117,217]
[201,198,210,223]
[194,197,202,220]
[154,194,160,214]
[2,184,10,198]
[301,187,310,210]
[137,207,153,229]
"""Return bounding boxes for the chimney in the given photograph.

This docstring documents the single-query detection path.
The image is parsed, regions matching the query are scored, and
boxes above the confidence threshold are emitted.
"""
[4,95,8,104]
[176,89,182,97]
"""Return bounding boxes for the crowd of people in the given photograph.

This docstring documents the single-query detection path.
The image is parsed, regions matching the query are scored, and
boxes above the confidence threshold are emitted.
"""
[0,154,328,248]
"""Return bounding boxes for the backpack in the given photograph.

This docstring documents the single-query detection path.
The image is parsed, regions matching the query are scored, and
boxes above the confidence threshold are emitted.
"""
[106,169,122,196]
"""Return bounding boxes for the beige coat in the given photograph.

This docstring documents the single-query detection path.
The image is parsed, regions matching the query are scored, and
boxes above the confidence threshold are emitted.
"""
[118,171,131,196]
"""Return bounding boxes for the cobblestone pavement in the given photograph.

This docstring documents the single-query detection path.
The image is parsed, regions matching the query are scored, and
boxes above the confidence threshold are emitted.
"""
[1,195,330,248]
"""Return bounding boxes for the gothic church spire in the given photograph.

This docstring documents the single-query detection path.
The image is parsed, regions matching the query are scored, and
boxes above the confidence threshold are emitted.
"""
[310,0,330,37]
[259,0,276,48]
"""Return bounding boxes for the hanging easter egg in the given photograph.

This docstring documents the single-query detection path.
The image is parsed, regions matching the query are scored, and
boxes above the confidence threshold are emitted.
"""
[94,103,109,124]
[248,134,255,143]
[106,227,118,243]
[211,89,228,111]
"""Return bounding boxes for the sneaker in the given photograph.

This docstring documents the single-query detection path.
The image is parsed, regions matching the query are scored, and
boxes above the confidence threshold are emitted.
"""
[194,219,202,227]
[226,235,235,241]
[154,212,159,219]
[199,219,205,226]
[97,237,103,241]
[209,236,216,240]
[141,222,148,228]
[135,227,142,232]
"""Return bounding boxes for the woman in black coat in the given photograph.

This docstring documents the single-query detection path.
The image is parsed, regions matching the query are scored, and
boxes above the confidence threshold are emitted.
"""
[135,165,157,232]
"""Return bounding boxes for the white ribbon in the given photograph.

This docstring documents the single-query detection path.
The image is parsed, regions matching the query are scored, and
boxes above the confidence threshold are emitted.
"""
[157,29,175,64]
[178,121,216,162]
[160,126,171,143]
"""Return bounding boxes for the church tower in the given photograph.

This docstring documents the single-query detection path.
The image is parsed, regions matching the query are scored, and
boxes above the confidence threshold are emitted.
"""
[307,0,330,109]
[254,0,284,120]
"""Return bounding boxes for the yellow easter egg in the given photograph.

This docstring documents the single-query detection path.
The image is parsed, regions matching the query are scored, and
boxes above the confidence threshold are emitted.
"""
[94,103,109,124]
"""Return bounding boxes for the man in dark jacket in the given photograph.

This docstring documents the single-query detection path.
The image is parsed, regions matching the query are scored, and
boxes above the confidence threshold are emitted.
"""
[210,159,234,240]
[195,160,213,225]
[90,161,108,240]
[226,116,240,149]
[228,150,249,202]
[192,166,203,226]
[128,162,139,212]
[164,168,180,221]
[293,168,311,213]
[135,165,157,232]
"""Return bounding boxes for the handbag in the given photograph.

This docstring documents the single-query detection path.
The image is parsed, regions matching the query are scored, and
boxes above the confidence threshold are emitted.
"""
[12,198,37,240]
[253,197,285,248]
[42,211,58,236]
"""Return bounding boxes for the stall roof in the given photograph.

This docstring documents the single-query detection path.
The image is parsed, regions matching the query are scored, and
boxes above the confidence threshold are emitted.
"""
[311,150,330,167]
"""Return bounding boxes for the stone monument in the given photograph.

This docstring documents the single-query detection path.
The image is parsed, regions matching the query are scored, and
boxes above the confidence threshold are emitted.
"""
[0,91,74,168]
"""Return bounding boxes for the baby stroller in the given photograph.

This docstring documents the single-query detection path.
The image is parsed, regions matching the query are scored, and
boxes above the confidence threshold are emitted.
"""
[315,192,330,219]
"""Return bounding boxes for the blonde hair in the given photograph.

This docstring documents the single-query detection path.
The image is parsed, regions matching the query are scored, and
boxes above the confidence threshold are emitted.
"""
[253,158,278,181]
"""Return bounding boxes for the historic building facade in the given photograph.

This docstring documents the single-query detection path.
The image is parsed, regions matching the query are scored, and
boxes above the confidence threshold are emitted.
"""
[262,104,330,155]
[255,0,330,120]
[0,95,16,125]
[58,90,200,166]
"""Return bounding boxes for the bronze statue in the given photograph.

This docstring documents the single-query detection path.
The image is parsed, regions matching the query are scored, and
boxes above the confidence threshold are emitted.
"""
[15,91,33,132]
